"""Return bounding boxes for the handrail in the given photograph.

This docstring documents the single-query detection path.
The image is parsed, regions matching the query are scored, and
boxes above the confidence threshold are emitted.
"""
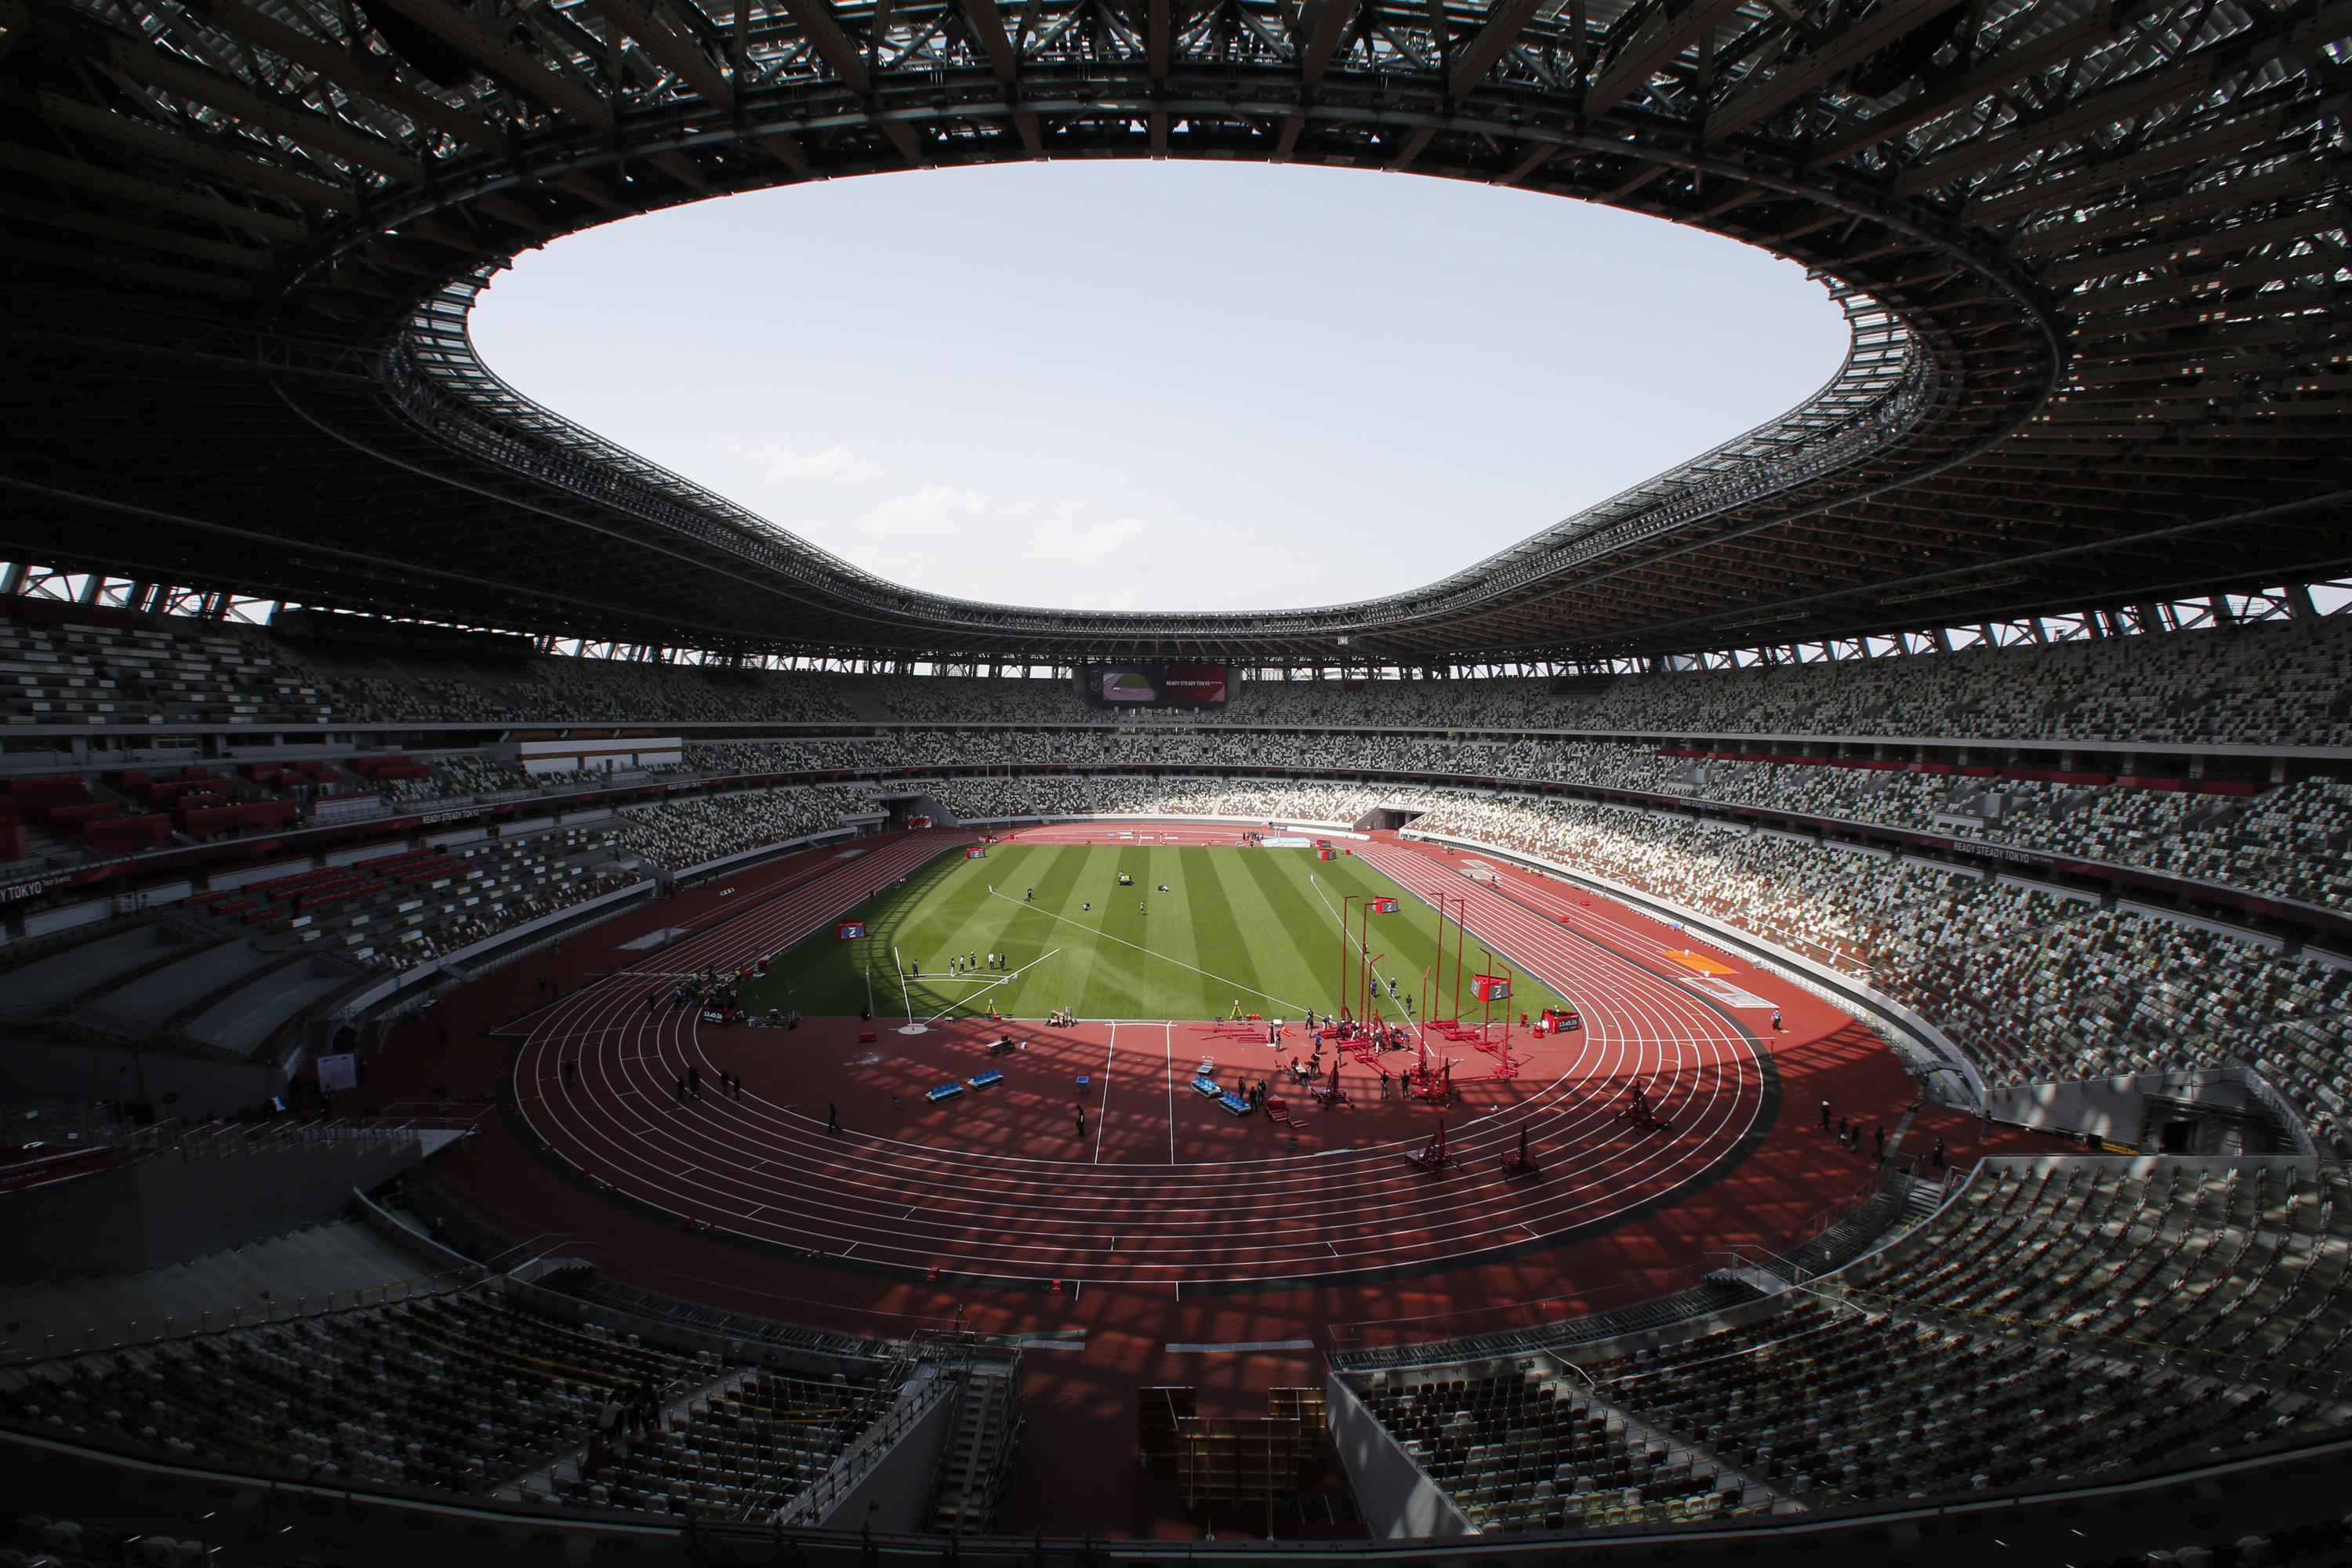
[1327,1163,1904,1358]
[0,1265,477,1368]
[773,1364,961,1527]
[118,1115,453,1161]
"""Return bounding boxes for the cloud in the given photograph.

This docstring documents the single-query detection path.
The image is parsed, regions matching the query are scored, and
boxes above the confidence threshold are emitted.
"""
[715,436,884,489]
[710,432,1257,608]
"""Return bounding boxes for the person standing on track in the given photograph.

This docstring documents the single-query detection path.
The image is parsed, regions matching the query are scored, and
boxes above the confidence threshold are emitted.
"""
[1820,1098,1832,1131]
[827,1102,840,1134]
[1074,1105,1086,1139]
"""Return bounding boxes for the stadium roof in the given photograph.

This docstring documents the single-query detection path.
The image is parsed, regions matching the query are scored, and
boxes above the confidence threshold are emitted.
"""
[0,0,2347,664]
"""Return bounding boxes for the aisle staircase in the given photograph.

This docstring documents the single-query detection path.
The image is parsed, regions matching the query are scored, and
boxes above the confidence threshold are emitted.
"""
[931,1357,1023,1534]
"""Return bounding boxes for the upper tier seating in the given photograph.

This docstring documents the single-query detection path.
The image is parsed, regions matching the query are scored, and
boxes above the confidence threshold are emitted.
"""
[610,785,877,871]
[8,601,2350,744]
[1403,790,2352,1134]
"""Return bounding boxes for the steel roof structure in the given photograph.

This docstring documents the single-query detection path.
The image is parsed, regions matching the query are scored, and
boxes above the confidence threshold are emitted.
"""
[0,0,2347,664]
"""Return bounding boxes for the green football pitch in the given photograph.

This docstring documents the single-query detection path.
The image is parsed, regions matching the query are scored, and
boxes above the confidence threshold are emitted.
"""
[736,843,1577,1024]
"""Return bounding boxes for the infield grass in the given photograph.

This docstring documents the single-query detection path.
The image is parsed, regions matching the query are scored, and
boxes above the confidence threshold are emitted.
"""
[737,842,1576,1024]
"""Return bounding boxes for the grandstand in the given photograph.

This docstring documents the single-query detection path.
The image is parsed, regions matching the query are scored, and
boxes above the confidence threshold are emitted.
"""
[7,0,2352,1561]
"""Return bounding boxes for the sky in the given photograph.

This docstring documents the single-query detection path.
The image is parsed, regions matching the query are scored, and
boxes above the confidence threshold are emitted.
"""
[470,160,1850,614]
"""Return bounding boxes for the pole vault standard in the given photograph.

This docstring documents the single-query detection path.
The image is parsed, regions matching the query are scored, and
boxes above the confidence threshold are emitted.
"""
[1357,900,1374,1025]
[1439,893,1458,1029]
[1431,896,1449,1027]
[1338,893,1359,1021]
[891,944,925,1035]
[1478,945,1494,1042]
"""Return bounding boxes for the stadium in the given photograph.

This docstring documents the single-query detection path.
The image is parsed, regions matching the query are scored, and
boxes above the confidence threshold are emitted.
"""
[3,0,2352,1563]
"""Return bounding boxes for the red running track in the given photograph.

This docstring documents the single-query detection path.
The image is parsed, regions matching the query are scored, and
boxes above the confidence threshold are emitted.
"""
[374,822,1959,1538]
[506,829,1773,1288]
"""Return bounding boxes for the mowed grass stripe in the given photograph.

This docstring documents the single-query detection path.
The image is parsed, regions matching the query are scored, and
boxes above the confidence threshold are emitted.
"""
[1002,846,1091,1020]
[1080,845,1149,1018]
[1200,845,1302,1012]
[745,841,1576,1022]
[1230,850,1348,1013]
[1138,846,1204,1018]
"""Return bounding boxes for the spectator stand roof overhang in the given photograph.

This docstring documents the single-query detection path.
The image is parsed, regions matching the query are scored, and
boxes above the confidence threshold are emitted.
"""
[0,0,2347,665]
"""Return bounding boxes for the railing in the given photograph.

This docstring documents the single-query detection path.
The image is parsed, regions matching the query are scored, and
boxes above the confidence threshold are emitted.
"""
[1328,1161,1910,1359]
[1327,1259,1731,1359]
[0,1093,127,1148]
[126,1116,448,1161]
[774,1360,964,1527]
[0,1266,477,1367]
[401,1181,973,1353]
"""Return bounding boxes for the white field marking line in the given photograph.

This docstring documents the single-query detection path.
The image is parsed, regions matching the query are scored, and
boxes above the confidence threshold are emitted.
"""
[922,949,1061,1024]
[1360,846,1761,1160]
[1165,1023,1176,1165]
[985,888,1310,1014]
[530,839,1757,1269]
[560,1034,1750,1269]
[1094,1025,1115,1165]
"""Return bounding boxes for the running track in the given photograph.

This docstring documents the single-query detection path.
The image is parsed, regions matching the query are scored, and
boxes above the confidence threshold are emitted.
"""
[507,829,1773,1289]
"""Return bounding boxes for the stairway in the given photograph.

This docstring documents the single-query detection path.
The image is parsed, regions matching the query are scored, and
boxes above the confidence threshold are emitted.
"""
[930,1361,1022,1534]
[1898,1172,1951,1228]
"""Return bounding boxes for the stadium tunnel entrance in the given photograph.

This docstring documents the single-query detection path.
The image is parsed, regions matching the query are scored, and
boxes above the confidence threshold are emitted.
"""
[873,791,953,830]
[1356,806,1424,833]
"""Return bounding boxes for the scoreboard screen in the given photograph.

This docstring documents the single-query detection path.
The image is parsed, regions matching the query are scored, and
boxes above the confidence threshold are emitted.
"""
[1082,663,1230,708]
[1159,663,1229,705]
[1098,666,1159,703]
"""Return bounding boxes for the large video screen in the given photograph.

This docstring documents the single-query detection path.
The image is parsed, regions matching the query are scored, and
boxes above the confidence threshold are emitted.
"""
[1159,663,1229,706]
[1098,667,1160,703]
[1082,663,1229,708]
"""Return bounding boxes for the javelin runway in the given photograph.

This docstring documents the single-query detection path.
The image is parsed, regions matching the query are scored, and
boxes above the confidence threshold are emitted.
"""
[508,828,1773,1289]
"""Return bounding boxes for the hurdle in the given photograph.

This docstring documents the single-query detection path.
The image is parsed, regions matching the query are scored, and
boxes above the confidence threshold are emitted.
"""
[1403,1118,1454,1174]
